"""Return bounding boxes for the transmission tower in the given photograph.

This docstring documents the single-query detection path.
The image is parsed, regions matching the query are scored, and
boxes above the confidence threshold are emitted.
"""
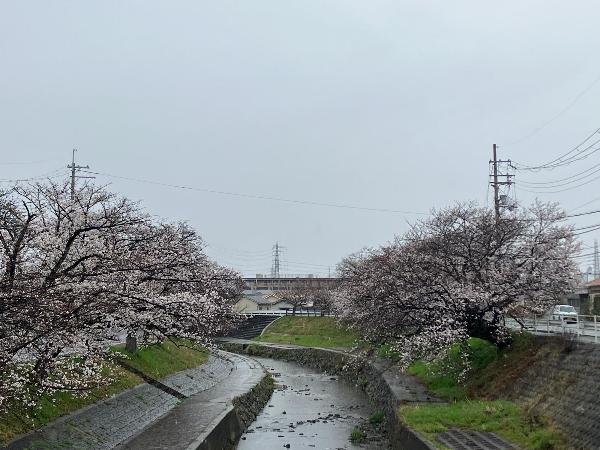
[594,239,599,279]
[67,149,93,199]
[489,144,516,221]
[271,242,284,278]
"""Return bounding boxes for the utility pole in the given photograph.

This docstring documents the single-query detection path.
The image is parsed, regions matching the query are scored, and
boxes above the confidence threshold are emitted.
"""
[492,144,500,221]
[67,149,92,199]
[594,239,599,279]
[489,144,515,222]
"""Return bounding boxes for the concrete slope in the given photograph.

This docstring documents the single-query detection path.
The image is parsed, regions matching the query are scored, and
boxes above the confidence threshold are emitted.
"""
[6,352,265,450]
[117,352,265,450]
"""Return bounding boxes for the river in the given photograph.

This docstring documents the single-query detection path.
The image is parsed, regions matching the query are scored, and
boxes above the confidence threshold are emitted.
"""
[237,357,389,450]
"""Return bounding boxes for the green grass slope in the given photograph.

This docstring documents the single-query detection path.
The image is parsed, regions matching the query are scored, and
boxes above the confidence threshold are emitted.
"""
[399,335,566,450]
[254,316,358,348]
[0,340,207,445]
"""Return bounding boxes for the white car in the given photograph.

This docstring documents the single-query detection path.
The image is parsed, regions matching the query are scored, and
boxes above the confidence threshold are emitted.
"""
[551,304,578,323]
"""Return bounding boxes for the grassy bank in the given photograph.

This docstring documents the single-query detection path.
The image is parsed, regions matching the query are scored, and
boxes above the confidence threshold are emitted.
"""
[400,400,563,450]
[399,335,566,449]
[254,316,358,348]
[0,340,208,445]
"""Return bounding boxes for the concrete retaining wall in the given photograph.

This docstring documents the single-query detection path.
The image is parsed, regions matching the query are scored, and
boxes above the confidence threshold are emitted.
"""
[221,342,436,450]
[495,337,600,449]
[197,373,274,450]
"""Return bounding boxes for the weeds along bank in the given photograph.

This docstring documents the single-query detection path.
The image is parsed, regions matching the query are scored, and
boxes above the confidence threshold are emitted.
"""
[401,333,600,449]
[470,335,600,449]
[400,336,566,449]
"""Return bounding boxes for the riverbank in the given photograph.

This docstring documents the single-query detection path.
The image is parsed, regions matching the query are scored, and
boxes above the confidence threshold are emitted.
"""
[5,350,270,450]
[244,316,578,449]
[220,339,437,450]
[1,340,208,446]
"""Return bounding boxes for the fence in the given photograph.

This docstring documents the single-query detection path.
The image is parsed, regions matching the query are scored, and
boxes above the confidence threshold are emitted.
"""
[242,310,335,318]
[506,315,600,343]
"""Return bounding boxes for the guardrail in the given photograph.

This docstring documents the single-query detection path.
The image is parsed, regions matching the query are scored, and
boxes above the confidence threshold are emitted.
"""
[507,314,600,343]
[241,310,335,317]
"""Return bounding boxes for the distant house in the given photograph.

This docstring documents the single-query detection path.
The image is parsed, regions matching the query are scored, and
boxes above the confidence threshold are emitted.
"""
[585,278,600,315]
[234,290,294,313]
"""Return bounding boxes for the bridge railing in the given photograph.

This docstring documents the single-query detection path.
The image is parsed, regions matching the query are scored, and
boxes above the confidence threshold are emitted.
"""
[507,314,600,343]
[241,310,335,318]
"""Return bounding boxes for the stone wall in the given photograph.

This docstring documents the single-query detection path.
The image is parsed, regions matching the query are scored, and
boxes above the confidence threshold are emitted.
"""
[220,342,436,450]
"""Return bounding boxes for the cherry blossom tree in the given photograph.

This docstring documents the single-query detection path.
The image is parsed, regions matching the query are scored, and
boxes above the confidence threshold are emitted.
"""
[279,287,311,315]
[0,181,242,407]
[335,202,580,365]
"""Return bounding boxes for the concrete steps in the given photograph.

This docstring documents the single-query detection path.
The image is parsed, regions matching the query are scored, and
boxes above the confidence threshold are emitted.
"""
[227,315,280,340]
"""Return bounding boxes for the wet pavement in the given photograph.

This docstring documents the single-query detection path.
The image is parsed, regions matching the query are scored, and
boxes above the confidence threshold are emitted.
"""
[237,357,389,450]
[6,352,256,450]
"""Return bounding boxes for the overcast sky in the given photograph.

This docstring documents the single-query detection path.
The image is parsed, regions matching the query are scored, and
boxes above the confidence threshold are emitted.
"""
[2,1,600,275]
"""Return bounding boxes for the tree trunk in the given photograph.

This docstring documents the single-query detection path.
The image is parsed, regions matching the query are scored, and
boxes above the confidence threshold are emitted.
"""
[125,333,137,353]
[465,311,511,348]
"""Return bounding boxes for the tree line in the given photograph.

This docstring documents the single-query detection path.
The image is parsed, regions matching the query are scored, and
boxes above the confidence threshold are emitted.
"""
[0,181,242,407]
[334,202,579,365]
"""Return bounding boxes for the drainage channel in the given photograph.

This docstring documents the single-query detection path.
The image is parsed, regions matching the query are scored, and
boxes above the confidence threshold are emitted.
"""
[237,357,389,450]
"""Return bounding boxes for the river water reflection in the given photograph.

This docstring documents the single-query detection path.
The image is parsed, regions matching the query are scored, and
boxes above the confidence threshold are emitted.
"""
[237,357,389,450]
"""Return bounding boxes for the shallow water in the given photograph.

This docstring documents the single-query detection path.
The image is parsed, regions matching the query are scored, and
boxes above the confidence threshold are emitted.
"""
[237,357,389,450]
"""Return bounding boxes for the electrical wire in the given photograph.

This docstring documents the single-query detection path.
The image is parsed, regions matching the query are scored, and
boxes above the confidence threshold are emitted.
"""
[505,72,600,147]
[574,225,600,236]
[518,158,600,187]
[0,168,68,183]
[0,157,62,166]
[514,130,600,171]
[82,170,428,215]
[516,170,600,194]
[567,210,600,219]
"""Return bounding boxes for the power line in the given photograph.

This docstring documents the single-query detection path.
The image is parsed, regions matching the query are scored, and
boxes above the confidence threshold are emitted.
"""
[569,195,600,212]
[514,129,600,171]
[0,168,68,183]
[82,170,428,215]
[204,244,273,256]
[566,209,600,219]
[505,72,600,147]
[0,157,61,166]
[574,225,600,236]
[518,158,600,187]
[280,259,332,268]
[516,170,600,194]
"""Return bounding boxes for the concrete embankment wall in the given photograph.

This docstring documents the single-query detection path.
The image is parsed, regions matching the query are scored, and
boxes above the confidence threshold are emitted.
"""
[198,373,274,450]
[487,337,600,450]
[221,342,435,450]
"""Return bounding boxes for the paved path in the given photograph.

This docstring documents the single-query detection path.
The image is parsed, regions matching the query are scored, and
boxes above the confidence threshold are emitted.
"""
[7,352,239,450]
[118,352,264,450]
